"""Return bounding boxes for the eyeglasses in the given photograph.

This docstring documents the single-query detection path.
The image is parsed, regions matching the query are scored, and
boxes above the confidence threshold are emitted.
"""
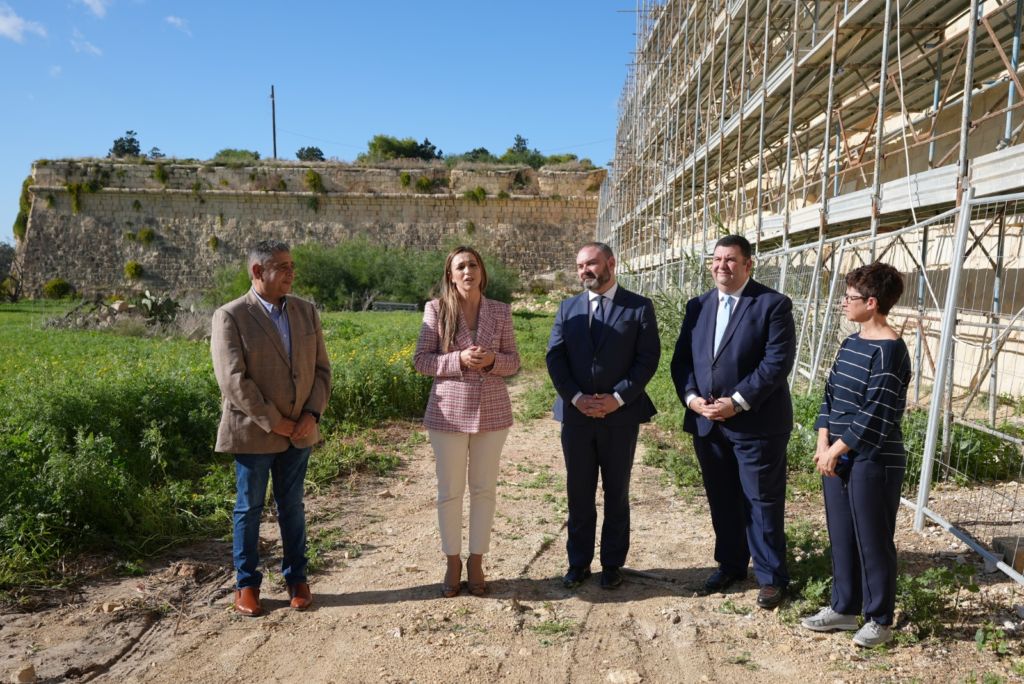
[842,294,866,302]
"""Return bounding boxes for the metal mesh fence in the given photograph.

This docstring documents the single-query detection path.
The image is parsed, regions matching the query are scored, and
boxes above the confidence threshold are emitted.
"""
[623,196,1024,584]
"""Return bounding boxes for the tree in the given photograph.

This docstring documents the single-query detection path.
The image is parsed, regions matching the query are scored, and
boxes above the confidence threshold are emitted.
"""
[148,147,166,159]
[109,130,141,158]
[500,134,546,169]
[0,242,14,282]
[296,146,325,162]
[510,134,529,154]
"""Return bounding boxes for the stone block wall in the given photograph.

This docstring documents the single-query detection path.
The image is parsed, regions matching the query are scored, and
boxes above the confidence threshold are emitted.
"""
[18,160,604,296]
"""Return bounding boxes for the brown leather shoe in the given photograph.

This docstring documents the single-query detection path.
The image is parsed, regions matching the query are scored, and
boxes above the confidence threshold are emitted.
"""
[288,582,313,611]
[234,587,262,617]
[757,584,786,610]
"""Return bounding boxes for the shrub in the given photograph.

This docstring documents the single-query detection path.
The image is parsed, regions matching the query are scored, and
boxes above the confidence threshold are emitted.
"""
[358,134,441,163]
[152,163,169,185]
[415,176,433,193]
[131,199,142,211]
[497,190,510,200]
[463,186,487,204]
[464,221,476,235]
[212,149,260,165]
[304,170,325,194]
[123,231,137,242]
[208,235,220,251]
[399,171,411,188]
[137,227,156,245]
[124,261,144,280]
[42,278,74,299]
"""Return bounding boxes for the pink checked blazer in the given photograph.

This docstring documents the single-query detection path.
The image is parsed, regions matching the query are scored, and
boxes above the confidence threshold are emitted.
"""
[413,297,520,433]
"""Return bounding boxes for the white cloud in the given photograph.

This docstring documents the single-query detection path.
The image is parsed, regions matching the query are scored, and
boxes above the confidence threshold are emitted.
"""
[71,28,102,55]
[164,15,191,37]
[0,3,46,43]
[77,0,111,18]
[49,65,62,78]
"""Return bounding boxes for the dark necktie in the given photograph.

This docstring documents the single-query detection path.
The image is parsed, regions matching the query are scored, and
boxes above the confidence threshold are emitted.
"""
[591,295,605,346]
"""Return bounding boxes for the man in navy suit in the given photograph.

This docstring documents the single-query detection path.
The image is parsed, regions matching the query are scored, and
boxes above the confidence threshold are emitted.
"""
[670,234,795,609]
[547,242,661,590]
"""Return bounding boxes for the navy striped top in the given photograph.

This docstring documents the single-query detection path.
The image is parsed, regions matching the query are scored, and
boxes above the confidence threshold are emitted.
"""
[814,333,912,465]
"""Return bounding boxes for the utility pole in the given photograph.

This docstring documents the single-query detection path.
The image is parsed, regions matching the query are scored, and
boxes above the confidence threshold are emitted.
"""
[270,85,277,160]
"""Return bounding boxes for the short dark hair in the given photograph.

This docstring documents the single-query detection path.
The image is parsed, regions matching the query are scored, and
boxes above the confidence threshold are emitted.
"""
[580,241,614,259]
[845,262,904,315]
[714,234,752,259]
[248,240,290,270]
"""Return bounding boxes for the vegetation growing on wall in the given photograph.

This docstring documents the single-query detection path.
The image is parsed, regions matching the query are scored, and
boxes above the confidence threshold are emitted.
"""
[137,227,156,245]
[399,171,411,188]
[415,176,434,193]
[357,135,442,163]
[463,186,487,204]
[152,163,169,186]
[13,176,32,240]
[65,183,83,214]
[304,170,325,194]
[124,261,144,280]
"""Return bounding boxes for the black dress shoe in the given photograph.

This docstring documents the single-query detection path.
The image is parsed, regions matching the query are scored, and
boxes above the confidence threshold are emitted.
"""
[562,566,592,589]
[756,585,786,609]
[600,566,623,589]
[703,569,745,593]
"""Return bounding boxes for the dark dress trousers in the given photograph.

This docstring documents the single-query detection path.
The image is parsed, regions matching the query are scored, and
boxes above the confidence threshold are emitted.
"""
[670,278,796,586]
[546,287,660,568]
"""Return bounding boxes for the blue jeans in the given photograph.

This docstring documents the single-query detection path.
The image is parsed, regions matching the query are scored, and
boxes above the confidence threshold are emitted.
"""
[233,446,311,589]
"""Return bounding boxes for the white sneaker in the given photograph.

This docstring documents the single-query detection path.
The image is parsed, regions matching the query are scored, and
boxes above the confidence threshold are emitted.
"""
[852,621,893,647]
[800,606,859,632]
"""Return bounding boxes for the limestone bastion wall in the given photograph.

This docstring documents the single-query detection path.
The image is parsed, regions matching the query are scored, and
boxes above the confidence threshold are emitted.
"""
[17,160,605,297]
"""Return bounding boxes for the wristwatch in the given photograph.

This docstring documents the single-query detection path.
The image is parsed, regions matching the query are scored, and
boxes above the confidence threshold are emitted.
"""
[730,398,743,413]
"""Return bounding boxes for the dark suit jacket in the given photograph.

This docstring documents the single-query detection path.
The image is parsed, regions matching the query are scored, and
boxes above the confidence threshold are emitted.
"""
[546,286,661,426]
[670,278,795,438]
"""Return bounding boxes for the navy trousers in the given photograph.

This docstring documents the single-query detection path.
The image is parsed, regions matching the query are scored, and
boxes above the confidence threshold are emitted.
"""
[823,458,904,625]
[693,426,790,587]
[562,420,639,568]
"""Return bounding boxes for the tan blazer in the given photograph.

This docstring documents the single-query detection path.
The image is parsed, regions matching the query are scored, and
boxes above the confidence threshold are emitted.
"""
[211,290,332,454]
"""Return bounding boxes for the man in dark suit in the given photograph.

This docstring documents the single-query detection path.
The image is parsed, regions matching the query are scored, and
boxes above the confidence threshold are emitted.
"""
[547,242,661,590]
[670,234,795,609]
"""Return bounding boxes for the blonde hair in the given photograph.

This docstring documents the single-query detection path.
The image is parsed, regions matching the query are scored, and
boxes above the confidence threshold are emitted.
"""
[437,246,488,352]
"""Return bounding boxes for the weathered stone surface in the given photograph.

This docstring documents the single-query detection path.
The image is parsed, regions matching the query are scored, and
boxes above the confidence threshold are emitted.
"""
[17,160,605,296]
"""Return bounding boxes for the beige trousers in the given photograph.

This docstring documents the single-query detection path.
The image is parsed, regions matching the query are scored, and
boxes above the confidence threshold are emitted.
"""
[428,428,509,556]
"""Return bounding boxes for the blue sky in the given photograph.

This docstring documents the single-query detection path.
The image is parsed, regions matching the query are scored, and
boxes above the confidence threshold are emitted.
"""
[0,1,638,245]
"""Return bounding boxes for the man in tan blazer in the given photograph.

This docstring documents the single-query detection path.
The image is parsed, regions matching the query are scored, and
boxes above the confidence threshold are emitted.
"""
[211,240,331,617]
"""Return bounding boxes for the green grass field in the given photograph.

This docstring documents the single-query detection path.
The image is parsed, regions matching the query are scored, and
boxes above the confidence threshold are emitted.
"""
[0,302,557,590]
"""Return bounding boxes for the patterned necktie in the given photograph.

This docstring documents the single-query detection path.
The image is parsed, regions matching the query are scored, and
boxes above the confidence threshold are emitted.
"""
[714,295,732,355]
[591,295,605,346]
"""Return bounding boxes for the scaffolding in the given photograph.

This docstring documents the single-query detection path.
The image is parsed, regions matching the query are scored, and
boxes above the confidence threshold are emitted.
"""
[599,0,1024,285]
[599,0,1024,585]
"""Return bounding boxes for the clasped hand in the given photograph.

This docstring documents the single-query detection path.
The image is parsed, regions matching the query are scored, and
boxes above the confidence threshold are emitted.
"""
[272,413,317,441]
[460,345,496,372]
[578,393,619,418]
[688,396,737,421]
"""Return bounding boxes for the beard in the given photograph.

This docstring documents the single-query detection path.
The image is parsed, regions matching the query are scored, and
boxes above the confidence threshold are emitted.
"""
[581,269,610,291]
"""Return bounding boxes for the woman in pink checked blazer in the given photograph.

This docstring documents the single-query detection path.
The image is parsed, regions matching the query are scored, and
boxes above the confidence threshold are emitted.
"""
[414,246,520,598]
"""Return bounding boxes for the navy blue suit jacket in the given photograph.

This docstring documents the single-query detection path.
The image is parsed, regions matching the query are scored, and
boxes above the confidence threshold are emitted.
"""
[546,286,660,426]
[670,278,795,438]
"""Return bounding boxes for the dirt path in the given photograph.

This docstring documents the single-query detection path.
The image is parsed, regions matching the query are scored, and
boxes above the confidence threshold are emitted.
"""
[1,376,1021,683]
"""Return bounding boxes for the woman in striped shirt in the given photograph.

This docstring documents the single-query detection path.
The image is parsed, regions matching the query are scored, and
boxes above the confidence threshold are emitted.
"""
[801,262,911,648]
